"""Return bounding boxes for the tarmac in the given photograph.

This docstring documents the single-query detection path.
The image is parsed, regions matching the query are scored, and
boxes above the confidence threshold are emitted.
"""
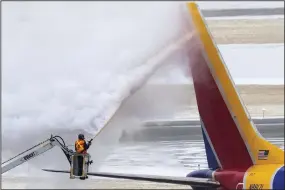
[201,7,284,17]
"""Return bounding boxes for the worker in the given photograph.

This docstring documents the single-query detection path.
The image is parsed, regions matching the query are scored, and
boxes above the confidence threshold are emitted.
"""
[75,134,92,179]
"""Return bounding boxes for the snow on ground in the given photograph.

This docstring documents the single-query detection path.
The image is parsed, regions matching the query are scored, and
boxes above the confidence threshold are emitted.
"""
[149,44,284,85]
[220,44,284,85]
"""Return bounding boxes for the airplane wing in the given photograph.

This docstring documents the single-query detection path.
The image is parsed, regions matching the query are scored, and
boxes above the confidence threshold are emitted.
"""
[42,169,220,188]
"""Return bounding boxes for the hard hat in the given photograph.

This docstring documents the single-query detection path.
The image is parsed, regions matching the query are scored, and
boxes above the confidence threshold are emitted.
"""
[78,134,85,140]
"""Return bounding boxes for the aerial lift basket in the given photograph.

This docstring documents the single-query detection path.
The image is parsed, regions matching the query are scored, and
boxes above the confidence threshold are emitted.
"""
[70,153,91,179]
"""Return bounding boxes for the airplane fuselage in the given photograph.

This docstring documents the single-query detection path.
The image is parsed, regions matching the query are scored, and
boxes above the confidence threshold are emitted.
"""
[187,164,284,189]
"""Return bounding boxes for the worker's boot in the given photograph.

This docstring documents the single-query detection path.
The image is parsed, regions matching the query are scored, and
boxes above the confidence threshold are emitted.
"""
[80,177,86,180]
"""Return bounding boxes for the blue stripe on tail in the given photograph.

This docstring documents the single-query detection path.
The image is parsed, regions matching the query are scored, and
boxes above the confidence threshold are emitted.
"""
[201,122,219,170]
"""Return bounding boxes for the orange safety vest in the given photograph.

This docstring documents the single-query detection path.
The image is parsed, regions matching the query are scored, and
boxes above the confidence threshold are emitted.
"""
[75,139,87,154]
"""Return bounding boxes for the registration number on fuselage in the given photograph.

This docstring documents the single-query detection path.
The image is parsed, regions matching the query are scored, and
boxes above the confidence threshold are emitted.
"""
[249,184,264,190]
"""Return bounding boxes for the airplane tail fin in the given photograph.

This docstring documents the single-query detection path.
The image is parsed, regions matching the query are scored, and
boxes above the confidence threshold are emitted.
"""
[185,2,284,170]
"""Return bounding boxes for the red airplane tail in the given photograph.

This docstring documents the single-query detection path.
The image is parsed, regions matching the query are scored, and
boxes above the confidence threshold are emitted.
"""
[184,3,284,171]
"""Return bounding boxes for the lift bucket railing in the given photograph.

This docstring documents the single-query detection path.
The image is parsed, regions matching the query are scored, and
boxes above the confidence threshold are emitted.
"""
[70,153,91,178]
